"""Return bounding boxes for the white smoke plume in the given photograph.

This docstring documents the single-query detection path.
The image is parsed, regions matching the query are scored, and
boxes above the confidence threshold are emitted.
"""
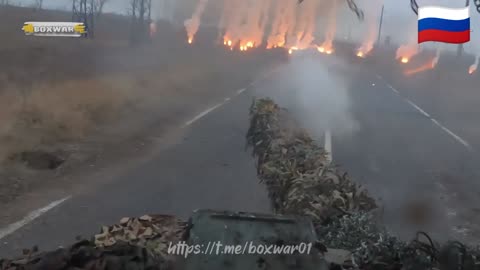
[357,0,383,55]
[184,0,210,43]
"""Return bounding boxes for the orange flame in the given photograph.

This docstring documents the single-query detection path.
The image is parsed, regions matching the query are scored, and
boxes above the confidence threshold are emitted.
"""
[188,37,193,44]
[404,57,438,76]
[357,51,365,58]
[469,65,476,74]
[397,44,419,64]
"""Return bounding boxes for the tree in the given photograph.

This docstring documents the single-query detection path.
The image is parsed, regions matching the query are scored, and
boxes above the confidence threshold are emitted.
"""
[94,0,109,18]
[34,0,43,10]
[128,0,151,46]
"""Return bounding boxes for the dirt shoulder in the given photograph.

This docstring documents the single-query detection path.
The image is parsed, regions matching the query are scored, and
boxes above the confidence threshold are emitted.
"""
[0,18,285,225]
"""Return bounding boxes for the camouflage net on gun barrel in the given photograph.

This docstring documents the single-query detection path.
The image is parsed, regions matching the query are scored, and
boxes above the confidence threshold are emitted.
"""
[246,98,480,270]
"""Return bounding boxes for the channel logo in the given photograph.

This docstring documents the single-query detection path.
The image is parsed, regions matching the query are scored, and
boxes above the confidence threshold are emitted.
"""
[22,22,86,37]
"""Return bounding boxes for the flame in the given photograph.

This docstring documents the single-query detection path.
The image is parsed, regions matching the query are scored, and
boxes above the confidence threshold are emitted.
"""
[318,46,325,53]
[469,57,479,74]
[184,0,209,46]
[397,44,419,64]
[357,51,365,58]
[288,46,298,54]
[149,22,157,38]
[469,66,475,74]
[404,57,438,76]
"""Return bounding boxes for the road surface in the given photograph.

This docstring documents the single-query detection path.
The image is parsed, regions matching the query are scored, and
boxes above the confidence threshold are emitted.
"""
[1,51,480,257]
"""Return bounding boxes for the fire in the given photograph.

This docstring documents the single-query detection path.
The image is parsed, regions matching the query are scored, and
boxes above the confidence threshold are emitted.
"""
[357,51,364,58]
[404,57,438,76]
[317,42,334,55]
[469,65,476,74]
[288,46,298,54]
[397,44,419,64]
[469,57,479,74]
[149,22,157,38]
[188,37,193,44]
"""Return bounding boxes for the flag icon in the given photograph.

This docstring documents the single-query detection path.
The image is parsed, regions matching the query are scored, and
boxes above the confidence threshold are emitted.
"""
[418,6,470,44]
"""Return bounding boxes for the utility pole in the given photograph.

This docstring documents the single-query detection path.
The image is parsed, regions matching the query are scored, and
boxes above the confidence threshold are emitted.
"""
[377,4,384,43]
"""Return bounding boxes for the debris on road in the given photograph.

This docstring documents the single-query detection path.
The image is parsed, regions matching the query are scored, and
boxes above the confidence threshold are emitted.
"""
[0,215,187,270]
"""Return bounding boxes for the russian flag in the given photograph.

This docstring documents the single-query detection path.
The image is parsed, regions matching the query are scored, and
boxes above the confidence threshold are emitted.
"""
[418,6,470,44]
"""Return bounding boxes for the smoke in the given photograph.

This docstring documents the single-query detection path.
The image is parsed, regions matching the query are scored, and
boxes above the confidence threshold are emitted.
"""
[267,0,296,48]
[319,0,338,52]
[290,0,320,49]
[469,56,479,74]
[263,57,359,140]
[184,0,210,43]
[357,0,383,55]
[396,43,420,61]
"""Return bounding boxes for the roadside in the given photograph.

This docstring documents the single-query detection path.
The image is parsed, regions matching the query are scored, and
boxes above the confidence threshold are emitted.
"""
[0,43,284,229]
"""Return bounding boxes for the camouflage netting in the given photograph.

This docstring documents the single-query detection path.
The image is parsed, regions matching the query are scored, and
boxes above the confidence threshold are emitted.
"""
[0,215,187,270]
[246,98,480,270]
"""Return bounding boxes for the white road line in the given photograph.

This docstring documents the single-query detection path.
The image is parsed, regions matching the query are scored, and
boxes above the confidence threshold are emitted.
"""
[386,83,400,94]
[324,130,333,163]
[431,119,472,150]
[375,74,383,80]
[377,74,472,151]
[236,88,246,95]
[406,99,431,118]
[183,101,228,127]
[0,196,71,240]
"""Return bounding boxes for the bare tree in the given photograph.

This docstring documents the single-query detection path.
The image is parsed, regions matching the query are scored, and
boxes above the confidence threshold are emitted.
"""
[94,0,109,18]
[34,0,43,10]
[129,0,151,46]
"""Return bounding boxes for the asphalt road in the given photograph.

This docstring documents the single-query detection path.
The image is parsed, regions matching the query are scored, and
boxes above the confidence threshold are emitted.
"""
[2,51,480,257]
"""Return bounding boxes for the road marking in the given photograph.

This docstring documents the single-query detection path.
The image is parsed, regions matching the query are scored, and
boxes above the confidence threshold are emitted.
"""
[431,118,472,150]
[183,101,228,127]
[236,88,246,95]
[377,75,472,151]
[375,74,383,80]
[386,83,400,94]
[0,196,71,240]
[324,130,332,163]
[406,99,431,118]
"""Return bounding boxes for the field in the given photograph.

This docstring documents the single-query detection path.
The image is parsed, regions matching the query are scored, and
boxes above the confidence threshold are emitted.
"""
[0,5,283,205]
